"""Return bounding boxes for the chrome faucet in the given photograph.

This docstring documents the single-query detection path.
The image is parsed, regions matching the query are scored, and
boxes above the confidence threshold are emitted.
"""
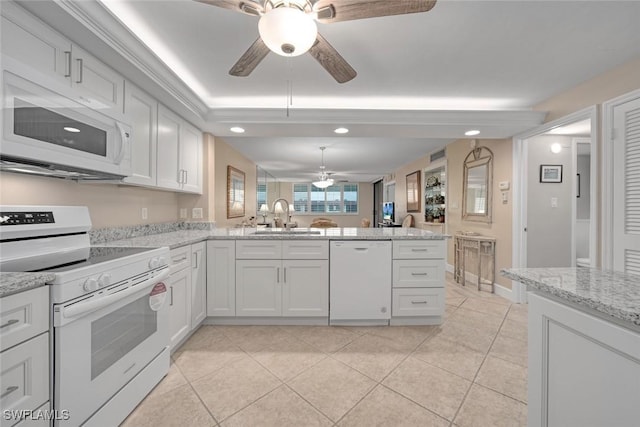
[272,198,290,228]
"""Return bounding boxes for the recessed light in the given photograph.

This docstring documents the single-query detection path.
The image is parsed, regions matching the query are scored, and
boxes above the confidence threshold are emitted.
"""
[64,127,80,133]
[465,130,480,136]
[334,127,349,134]
[230,127,245,134]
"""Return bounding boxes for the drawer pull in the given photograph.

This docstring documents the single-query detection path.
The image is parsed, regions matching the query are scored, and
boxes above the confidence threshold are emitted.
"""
[172,256,188,264]
[411,273,428,276]
[0,319,19,329]
[411,300,428,305]
[1,386,19,399]
[411,248,429,252]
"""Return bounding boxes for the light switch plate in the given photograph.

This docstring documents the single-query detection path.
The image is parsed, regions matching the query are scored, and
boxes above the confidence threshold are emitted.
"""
[499,181,510,190]
[551,197,558,208]
[192,208,203,219]
[179,208,187,219]
[141,207,148,220]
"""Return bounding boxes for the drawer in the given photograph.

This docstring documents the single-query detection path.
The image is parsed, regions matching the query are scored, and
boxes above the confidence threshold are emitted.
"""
[0,286,48,352]
[0,333,49,427]
[169,246,192,273]
[282,240,329,259]
[393,259,444,288]
[13,402,51,427]
[236,241,282,259]
[393,240,445,259]
[392,288,444,317]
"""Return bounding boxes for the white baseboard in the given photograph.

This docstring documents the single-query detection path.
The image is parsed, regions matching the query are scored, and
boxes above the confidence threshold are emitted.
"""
[447,263,515,302]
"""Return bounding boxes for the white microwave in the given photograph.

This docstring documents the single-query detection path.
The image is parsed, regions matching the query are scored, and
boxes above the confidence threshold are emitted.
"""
[1,71,131,180]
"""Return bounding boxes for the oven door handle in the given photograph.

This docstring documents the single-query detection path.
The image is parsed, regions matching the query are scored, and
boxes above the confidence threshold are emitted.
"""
[61,268,169,321]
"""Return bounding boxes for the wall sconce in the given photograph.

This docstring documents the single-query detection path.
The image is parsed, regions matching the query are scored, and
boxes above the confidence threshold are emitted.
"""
[550,143,562,154]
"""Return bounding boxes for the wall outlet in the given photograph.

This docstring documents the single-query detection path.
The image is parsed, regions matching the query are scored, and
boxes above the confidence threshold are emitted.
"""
[192,208,203,219]
[551,197,558,208]
[179,208,187,219]
[141,207,148,220]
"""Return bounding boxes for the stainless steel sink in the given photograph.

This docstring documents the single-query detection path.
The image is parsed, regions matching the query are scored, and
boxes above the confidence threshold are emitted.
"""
[252,229,322,236]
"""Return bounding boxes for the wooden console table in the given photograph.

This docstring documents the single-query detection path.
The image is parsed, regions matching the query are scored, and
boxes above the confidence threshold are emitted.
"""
[454,234,496,292]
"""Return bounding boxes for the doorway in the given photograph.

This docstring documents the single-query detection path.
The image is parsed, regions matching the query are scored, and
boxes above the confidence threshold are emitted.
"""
[373,179,384,226]
[512,107,598,301]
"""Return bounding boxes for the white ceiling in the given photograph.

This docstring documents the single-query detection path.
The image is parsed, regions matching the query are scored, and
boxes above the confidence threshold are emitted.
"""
[58,1,640,181]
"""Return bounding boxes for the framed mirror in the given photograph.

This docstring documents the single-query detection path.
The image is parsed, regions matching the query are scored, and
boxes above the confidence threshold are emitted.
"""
[227,166,245,218]
[462,146,493,223]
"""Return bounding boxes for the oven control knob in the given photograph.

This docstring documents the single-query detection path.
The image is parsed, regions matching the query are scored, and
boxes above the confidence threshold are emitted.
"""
[84,278,99,292]
[98,273,112,287]
[157,256,167,267]
[149,257,160,269]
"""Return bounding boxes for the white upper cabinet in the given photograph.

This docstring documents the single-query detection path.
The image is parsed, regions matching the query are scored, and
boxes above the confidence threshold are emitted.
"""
[123,83,158,187]
[1,3,124,114]
[157,104,203,194]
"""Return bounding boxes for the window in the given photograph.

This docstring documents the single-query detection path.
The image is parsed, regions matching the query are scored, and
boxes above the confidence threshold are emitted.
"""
[257,183,267,209]
[293,183,359,214]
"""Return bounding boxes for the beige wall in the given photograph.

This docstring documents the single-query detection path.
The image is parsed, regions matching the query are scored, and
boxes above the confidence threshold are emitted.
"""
[212,136,257,228]
[0,172,180,228]
[276,181,374,228]
[534,57,640,122]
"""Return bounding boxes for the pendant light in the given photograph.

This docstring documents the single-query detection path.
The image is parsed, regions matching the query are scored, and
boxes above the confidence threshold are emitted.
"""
[313,147,334,189]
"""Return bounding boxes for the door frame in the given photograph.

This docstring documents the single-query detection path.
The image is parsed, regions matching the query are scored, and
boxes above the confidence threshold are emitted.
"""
[511,106,598,303]
[601,88,640,269]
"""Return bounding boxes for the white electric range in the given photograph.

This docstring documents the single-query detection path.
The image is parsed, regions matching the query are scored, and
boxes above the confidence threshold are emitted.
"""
[0,205,170,426]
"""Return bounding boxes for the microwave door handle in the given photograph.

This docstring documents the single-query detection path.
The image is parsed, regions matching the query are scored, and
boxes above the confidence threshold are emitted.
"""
[61,268,169,322]
[114,122,129,164]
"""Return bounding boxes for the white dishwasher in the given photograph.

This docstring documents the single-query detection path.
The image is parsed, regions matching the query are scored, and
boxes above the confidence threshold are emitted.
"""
[330,240,392,325]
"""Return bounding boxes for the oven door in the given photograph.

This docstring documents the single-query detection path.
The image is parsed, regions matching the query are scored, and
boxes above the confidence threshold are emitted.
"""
[53,268,169,425]
[2,70,131,178]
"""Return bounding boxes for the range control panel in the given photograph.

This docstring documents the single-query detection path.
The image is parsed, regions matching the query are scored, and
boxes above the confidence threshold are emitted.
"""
[0,211,55,226]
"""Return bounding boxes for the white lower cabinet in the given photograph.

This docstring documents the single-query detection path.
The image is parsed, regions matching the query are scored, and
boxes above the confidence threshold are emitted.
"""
[167,246,191,351]
[190,242,207,328]
[233,240,329,319]
[282,260,328,317]
[236,260,281,316]
[391,240,445,325]
[207,241,236,317]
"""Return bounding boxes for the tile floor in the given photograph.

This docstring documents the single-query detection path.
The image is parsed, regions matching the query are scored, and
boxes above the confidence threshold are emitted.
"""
[122,276,528,427]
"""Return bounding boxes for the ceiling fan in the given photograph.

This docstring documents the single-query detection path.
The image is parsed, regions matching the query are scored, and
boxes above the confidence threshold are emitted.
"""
[195,0,438,83]
[313,146,334,188]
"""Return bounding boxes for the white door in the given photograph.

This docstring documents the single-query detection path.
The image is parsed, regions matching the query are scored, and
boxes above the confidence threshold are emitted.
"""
[611,95,640,274]
[282,260,328,317]
[123,84,157,186]
[167,268,191,350]
[156,105,181,190]
[190,242,207,328]
[236,260,281,316]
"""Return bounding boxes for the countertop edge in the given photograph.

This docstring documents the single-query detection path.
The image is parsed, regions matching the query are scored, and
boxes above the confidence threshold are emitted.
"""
[0,272,55,298]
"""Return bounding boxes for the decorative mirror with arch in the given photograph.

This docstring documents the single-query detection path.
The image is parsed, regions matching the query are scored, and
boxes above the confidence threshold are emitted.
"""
[462,145,493,223]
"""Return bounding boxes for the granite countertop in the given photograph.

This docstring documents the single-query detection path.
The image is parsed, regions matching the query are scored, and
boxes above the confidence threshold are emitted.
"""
[104,227,449,249]
[0,272,55,298]
[502,267,640,327]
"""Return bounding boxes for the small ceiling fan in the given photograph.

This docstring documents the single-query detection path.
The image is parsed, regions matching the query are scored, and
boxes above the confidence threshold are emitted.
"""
[195,0,437,83]
[313,146,334,188]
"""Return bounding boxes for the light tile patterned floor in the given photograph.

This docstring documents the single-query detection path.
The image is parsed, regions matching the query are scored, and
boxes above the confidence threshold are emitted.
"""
[122,276,528,427]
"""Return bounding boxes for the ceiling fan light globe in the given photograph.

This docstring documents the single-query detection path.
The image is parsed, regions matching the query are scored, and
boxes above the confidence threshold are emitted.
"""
[312,178,334,189]
[259,7,317,57]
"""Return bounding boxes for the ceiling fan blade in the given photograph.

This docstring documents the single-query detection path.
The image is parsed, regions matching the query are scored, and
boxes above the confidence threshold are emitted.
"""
[308,33,356,84]
[194,0,263,16]
[229,37,270,77]
[313,0,437,23]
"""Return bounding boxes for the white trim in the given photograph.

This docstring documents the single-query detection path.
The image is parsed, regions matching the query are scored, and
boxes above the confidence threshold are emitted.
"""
[601,89,640,270]
[445,263,514,301]
[494,283,514,302]
[572,137,592,267]
[512,106,598,301]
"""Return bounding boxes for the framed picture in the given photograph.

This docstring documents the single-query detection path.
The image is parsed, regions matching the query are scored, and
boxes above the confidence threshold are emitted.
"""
[540,165,563,183]
[406,170,421,212]
[227,166,245,218]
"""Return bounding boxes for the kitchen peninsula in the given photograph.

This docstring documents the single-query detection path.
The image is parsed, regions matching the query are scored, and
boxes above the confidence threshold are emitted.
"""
[502,267,640,427]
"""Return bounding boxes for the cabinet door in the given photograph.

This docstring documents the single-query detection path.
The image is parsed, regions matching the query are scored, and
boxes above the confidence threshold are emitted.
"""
[179,121,203,194]
[282,260,328,317]
[123,84,157,186]
[236,260,281,316]
[156,105,182,190]
[1,4,71,83]
[207,241,236,317]
[71,45,125,112]
[190,242,207,328]
[167,268,191,351]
